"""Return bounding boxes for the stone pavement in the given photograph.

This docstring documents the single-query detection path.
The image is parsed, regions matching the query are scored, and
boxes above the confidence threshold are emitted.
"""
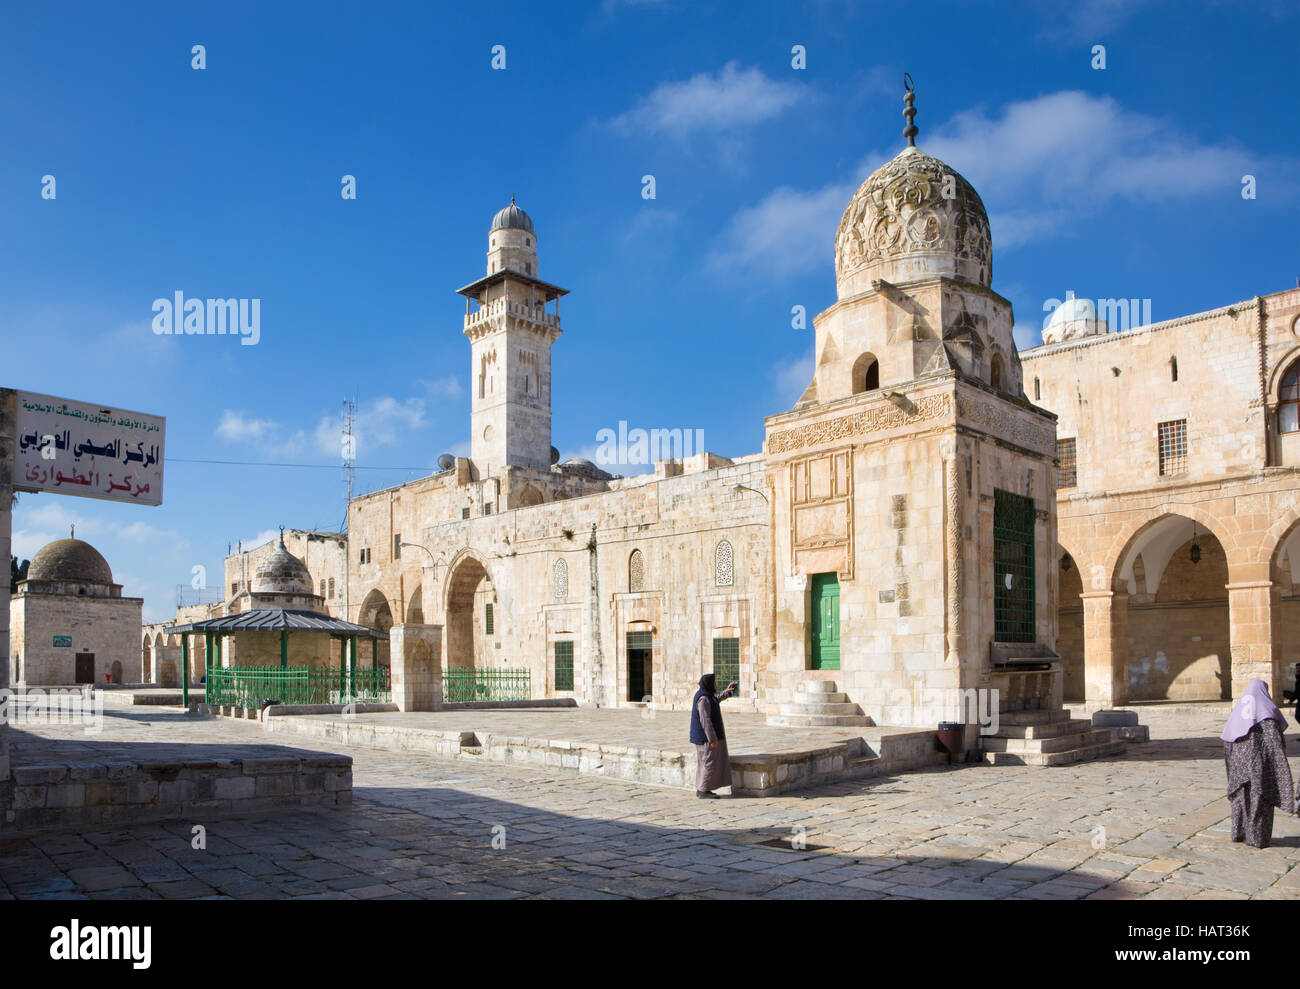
[2,699,1299,899]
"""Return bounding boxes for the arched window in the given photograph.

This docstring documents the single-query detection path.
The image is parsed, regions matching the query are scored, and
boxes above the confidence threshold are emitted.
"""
[851,354,879,394]
[328,578,335,599]
[629,550,644,592]
[553,559,569,601]
[319,580,326,598]
[714,540,734,587]
[1281,364,1300,433]
[991,354,1005,391]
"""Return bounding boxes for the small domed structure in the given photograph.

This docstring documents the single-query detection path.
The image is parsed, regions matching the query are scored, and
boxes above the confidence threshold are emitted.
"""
[28,538,114,585]
[490,196,534,234]
[251,535,314,595]
[834,145,991,299]
[1042,297,1108,345]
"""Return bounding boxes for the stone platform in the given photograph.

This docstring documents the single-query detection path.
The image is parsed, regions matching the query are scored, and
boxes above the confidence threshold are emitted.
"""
[1,698,352,835]
[263,706,945,796]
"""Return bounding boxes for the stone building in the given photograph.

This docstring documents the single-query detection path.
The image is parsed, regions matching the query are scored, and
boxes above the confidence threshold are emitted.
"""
[1024,287,1300,706]
[342,93,1064,738]
[12,538,142,685]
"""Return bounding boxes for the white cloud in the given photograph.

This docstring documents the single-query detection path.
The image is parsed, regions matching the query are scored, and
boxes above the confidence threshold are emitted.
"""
[419,376,462,400]
[707,182,854,280]
[312,396,428,458]
[216,410,279,444]
[235,529,279,553]
[610,62,807,138]
[1013,322,1044,352]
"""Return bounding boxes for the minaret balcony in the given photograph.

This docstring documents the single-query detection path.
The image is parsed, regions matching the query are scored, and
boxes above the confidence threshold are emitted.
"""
[464,298,561,333]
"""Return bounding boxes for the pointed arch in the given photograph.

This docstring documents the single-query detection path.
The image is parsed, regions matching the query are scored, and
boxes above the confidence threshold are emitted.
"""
[851,353,879,394]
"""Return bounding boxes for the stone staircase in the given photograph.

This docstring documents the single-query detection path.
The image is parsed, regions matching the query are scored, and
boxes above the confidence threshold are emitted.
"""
[766,680,873,728]
[979,709,1128,767]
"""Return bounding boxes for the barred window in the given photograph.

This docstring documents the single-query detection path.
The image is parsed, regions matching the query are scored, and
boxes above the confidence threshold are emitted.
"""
[462,507,471,520]
[553,559,568,601]
[319,580,326,597]
[714,540,734,587]
[712,637,739,690]
[629,549,644,592]
[1281,364,1300,433]
[1158,420,1187,476]
[485,602,494,635]
[554,641,574,692]
[393,534,401,560]
[328,578,335,599]
[1056,438,1077,489]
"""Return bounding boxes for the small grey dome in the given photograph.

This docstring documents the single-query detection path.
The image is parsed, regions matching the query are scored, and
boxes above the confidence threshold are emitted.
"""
[490,196,534,234]
[28,539,113,585]
[251,538,313,595]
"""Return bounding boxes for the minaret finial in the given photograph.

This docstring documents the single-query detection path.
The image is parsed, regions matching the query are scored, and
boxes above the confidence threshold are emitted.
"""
[278,525,285,548]
[902,72,918,148]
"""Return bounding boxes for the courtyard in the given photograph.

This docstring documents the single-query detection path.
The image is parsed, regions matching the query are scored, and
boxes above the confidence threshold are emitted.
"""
[1,700,1296,900]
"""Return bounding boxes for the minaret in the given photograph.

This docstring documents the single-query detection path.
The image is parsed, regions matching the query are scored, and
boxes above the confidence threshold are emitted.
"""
[457,198,566,478]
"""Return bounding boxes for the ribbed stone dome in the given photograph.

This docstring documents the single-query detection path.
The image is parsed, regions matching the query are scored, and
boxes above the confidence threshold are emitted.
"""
[27,538,113,585]
[490,197,534,234]
[834,145,991,298]
[251,539,313,595]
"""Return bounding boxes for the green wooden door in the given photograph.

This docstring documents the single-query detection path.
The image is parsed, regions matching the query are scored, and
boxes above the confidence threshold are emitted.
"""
[811,574,840,670]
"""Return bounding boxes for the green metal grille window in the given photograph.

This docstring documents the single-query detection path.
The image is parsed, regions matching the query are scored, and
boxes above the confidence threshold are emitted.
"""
[994,489,1036,643]
[485,602,494,635]
[462,507,470,520]
[554,641,574,692]
[712,637,739,690]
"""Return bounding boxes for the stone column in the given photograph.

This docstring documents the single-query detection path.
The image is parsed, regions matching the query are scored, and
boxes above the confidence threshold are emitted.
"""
[1081,590,1128,707]
[390,623,443,711]
[1227,581,1278,699]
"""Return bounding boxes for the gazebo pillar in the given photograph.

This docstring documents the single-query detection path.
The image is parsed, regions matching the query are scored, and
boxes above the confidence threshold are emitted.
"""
[280,629,288,669]
[181,634,189,707]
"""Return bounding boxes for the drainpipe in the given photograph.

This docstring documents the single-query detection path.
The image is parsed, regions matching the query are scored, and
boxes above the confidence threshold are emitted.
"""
[587,523,605,707]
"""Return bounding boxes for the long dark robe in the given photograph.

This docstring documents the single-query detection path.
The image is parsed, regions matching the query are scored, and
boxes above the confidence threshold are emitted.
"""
[694,687,736,793]
[1224,719,1295,848]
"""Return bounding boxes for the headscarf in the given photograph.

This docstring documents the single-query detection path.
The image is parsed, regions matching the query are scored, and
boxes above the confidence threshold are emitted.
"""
[1221,679,1288,742]
[698,673,717,696]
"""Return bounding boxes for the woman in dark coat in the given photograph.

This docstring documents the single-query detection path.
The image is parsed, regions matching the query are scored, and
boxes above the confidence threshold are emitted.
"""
[1222,679,1295,848]
[690,673,738,798]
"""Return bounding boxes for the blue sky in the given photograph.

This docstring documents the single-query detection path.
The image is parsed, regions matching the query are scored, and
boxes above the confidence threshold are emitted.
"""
[3,0,1296,621]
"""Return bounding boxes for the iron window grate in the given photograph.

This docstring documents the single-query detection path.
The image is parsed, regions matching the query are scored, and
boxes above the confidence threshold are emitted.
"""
[1056,437,1077,489]
[712,637,739,690]
[554,640,574,692]
[1158,419,1187,476]
[993,489,1036,643]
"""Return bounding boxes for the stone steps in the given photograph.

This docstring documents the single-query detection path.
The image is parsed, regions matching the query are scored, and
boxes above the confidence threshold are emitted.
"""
[766,680,873,728]
[981,727,1116,755]
[994,718,1095,740]
[981,738,1128,767]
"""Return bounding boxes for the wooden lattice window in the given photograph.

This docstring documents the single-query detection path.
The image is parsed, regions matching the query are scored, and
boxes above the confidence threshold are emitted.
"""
[1158,420,1187,476]
[554,640,574,692]
[1056,438,1077,489]
[714,540,734,587]
[1281,364,1300,433]
[629,550,644,592]
[553,559,568,601]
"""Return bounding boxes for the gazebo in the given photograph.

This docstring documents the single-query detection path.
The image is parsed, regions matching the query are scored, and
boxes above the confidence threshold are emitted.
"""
[165,608,386,708]
[164,532,386,708]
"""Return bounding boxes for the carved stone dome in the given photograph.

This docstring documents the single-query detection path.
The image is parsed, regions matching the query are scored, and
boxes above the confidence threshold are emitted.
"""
[251,538,313,595]
[834,145,991,299]
[27,538,113,585]
[490,197,534,234]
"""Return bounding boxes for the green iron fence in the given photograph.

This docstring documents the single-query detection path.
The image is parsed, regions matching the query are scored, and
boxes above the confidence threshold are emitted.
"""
[443,668,531,703]
[205,665,391,707]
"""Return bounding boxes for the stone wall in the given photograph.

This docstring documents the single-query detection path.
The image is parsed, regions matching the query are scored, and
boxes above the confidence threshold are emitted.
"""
[2,753,352,834]
[12,592,142,685]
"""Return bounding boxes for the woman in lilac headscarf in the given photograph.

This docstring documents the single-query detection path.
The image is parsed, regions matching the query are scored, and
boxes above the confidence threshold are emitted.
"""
[1222,679,1295,848]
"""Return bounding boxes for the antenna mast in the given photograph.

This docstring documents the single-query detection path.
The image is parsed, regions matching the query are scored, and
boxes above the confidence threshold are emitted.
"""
[342,398,356,621]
